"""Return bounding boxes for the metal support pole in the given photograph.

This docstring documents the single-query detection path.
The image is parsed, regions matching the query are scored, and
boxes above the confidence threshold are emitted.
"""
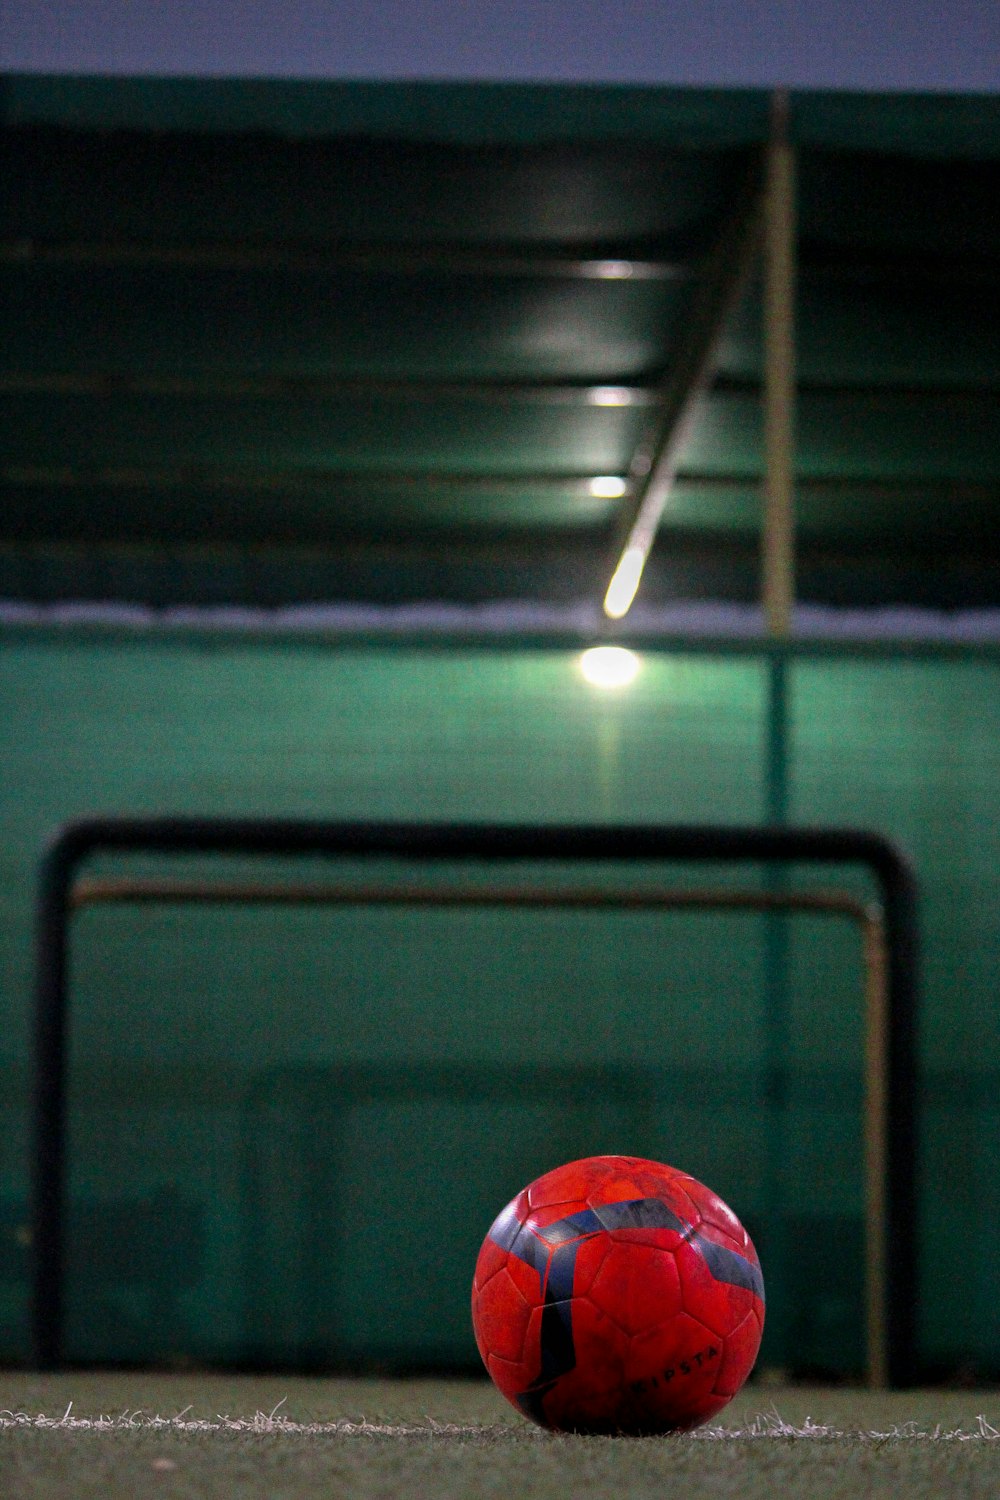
[862,914,891,1388]
[760,96,796,1366]
[762,654,791,1369]
[762,90,797,639]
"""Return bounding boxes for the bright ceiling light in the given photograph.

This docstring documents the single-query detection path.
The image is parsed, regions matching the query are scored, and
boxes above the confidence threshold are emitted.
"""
[579,645,641,689]
[588,475,628,499]
[590,259,634,279]
[603,544,647,620]
[588,386,634,407]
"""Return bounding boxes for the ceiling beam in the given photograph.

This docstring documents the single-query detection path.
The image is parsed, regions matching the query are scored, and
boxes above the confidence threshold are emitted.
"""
[6,464,998,503]
[0,463,635,497]
[0,372,661,406]
[7,236,992,286]
[0,238,689,282]
[7,370,1000,403]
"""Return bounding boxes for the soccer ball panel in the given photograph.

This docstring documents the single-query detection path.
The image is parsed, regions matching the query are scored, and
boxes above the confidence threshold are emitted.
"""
[681,1175,757,1256]
[472,1264,533,1365]
[529,1297,628,1431]
[675,1230,761,1339]
[525,1156,604,1209]
[622,1309,725,1430]
[586,1242,683,1336]
[486,1349,538,1404]
[714,1305,766,1398]
[472,1233,508,1291]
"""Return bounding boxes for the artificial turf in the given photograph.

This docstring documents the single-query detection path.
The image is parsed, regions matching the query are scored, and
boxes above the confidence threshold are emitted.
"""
[2,1375,1000,1500]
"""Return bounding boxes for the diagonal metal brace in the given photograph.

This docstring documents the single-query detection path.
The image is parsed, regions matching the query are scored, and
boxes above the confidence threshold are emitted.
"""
[604,158,765,606]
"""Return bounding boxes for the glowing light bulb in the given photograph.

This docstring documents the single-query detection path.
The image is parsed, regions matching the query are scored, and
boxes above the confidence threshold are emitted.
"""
[588,475,628,499]
[588,386,634,408]
[591,259,634,279]
[579,646,641,689]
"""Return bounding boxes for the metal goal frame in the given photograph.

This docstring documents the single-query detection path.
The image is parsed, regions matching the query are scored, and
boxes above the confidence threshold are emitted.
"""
[31,817,919,1383]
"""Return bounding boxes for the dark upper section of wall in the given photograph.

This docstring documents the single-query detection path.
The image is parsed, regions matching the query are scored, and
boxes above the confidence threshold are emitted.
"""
[5,76,1000,154]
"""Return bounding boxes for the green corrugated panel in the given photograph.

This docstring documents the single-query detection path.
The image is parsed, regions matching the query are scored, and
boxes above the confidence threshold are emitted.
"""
[3,122,748,246]
[0,391,648,475]
[2,264,688,381]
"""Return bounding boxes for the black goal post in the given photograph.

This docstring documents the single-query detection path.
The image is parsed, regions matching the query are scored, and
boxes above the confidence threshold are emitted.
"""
[30,817,919,1382]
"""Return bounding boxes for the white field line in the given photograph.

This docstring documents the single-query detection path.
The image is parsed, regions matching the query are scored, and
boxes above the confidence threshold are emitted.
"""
[1,1405,999,1441]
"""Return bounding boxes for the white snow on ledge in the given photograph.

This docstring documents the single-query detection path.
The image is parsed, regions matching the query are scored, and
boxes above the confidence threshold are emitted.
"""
[3,598,1000,643]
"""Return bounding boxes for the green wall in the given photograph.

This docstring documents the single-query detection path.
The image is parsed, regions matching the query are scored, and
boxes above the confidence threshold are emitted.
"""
[1,630,998,1378]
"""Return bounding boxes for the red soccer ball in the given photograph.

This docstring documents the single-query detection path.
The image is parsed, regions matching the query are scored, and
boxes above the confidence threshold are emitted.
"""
[471,1155,764,1434]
